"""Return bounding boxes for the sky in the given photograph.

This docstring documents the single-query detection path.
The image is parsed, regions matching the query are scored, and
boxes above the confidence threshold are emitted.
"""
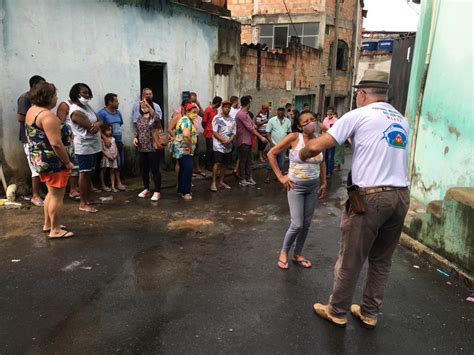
[363,0,421,32]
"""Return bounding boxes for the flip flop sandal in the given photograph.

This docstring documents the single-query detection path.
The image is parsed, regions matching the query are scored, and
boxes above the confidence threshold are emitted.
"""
[31,199,44,207]
[49,230,74,239]
[79,207,98,213]
[42,225,67,233]
[292,259,312,268]
[278,259,289,270]
[198,172,207,177]
[210,186,218,192]
[192,173,197,178]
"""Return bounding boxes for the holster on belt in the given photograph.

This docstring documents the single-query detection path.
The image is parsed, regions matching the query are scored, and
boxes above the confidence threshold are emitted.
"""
[345,171,366,215]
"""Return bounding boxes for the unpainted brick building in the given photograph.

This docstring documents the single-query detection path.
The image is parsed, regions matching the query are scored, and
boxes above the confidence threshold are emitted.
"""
[228,0,364,116]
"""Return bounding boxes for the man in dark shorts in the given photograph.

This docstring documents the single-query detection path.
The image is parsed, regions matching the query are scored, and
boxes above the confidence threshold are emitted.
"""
[210,101,236,192]
[17,75,46,206]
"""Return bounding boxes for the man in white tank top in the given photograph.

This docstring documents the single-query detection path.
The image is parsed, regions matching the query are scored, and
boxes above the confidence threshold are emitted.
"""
[299,70,410,329]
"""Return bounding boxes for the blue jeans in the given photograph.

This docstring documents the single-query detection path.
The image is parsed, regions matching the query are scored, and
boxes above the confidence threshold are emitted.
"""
[325,147,336,176]
[178,155,193,195]
[282,179,320,254]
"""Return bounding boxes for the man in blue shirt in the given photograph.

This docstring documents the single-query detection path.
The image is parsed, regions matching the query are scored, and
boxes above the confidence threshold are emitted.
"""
[264,107,291,183]
[131,88,162,124]
[97,93,126,190]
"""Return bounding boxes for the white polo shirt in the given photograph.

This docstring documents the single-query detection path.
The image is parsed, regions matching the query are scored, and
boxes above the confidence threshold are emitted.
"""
[327,102,410,188]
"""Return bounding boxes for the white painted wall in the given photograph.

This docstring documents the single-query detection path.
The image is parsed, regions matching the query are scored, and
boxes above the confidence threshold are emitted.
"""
[0,0,225,174]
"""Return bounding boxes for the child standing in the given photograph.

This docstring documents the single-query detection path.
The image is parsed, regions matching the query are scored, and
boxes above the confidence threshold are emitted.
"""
[100,124,118,192]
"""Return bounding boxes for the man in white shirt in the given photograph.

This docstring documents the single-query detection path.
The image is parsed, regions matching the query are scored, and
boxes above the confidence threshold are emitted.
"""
[299,70,410,329]
[229,95,240,119]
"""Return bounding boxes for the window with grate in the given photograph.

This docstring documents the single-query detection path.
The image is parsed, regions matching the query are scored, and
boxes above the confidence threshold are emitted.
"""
[258,23,319,49]
[215,63,233,76]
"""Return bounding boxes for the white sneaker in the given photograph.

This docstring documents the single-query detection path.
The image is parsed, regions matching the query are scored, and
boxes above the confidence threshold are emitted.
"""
[103,186,111,192]
[138,189,150,198]
[151,192,161,201]
[239,179,250,187]
[247,177,257,185]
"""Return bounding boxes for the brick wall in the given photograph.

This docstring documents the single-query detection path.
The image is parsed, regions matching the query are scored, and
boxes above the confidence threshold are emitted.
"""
[241,24,252,44]
[227,0,254,17]
[256,0,322,14]
[230,0,362,113]
[228,0,355,19]
[240,42,321,110]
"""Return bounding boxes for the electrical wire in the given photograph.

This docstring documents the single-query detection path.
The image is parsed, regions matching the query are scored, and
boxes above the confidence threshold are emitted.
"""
[282,0,300,41]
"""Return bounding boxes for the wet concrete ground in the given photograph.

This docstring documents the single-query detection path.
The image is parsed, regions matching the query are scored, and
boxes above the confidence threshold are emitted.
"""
[0,165,473,354]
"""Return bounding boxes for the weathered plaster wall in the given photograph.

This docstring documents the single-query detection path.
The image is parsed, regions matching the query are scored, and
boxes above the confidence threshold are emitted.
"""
[0,0,239,177]
[405,0,474,205]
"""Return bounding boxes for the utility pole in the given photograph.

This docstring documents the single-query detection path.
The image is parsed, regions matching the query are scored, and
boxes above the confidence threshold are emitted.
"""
[330,0,341,107]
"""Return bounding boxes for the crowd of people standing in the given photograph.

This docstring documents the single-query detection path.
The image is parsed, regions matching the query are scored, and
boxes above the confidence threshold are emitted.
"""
[16,75,346,239]
[14,69,411,331]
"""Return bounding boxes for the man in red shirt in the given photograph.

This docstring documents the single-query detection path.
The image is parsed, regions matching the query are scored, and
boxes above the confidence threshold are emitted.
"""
[202,96,222,171]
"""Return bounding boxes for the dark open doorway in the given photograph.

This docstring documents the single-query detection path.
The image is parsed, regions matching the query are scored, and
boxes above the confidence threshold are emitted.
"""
[139,61,167,125]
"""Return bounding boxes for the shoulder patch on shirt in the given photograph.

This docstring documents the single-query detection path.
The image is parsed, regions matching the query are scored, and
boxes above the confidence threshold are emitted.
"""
[381,123,408,149]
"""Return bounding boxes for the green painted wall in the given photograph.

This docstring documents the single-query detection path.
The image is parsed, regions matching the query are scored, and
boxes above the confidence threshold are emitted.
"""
[405,0,474,205]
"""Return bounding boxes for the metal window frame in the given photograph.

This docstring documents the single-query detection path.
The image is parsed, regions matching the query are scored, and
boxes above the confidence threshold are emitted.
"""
[259,23,320,49]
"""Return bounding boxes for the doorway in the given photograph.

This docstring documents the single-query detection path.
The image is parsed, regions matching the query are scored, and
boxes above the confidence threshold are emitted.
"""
[295,95,315,111]
[139,61,167,126]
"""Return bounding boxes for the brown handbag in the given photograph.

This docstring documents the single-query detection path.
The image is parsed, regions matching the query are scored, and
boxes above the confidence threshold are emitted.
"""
[151,121,168,150]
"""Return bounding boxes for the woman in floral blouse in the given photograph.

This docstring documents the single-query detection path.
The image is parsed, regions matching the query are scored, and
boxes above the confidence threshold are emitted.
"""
[25,82,75,238]
[133,99,162,201]
[172,103,198,200]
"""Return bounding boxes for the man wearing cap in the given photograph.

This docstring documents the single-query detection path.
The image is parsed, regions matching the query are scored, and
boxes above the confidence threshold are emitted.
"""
[264,106,291,183]
[299,69,410,329]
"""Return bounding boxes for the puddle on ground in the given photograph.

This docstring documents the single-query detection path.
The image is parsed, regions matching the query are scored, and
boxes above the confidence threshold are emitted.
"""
[1,225,34,238]
[167,219,214,231]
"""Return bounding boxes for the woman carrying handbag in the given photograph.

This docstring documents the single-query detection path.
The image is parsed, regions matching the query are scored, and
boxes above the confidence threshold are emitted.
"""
[133,99,164,201]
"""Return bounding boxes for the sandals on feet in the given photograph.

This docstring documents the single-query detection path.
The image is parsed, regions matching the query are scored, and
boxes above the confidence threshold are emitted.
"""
[278,259,289,270]
[292,257,312,268]
[79,206,98,213]
[43,225,66,233]
[49,230,74,239]
[31,198,44,207]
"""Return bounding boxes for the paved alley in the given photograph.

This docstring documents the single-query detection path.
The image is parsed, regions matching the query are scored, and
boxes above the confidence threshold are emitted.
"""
[0,169,472,354]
